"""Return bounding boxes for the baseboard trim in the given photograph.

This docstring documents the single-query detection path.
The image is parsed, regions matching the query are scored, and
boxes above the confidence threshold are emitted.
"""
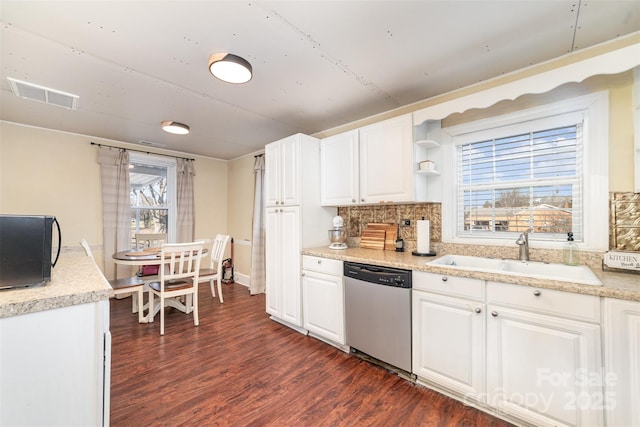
[232,272,249,287]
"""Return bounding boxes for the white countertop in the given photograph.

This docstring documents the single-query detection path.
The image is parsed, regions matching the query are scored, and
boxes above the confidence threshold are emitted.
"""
[0,255,111,318]
[302,246,640,302]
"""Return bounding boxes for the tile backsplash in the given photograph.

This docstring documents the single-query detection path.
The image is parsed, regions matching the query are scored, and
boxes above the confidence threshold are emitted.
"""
[337,203,441,252]
[336,192,640,268]
[610,192,640,251]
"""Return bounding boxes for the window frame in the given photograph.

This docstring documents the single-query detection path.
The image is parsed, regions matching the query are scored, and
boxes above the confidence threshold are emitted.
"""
[440,91,609,251]
[129,152,177,244]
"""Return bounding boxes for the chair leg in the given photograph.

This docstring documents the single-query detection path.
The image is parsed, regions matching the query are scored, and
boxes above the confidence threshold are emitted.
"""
[193,289,199,327]
[209,278,216,297]
[160,296,165,335]
[136,288,145,323]
[148,292,155,323]
[132,292,139,313]
[216,279,224,304]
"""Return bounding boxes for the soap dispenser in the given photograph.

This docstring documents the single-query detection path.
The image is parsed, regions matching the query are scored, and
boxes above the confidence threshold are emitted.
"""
[563,232,580,266]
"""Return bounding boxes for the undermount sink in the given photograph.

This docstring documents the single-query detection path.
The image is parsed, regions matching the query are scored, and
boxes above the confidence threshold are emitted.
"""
[428,254,602,286]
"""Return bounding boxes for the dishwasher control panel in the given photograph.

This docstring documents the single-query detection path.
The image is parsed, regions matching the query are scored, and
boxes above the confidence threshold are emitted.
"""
[344,262,412,288]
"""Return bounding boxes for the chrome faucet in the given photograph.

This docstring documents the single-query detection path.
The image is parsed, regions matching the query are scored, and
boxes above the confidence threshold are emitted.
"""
[515,228,532,261]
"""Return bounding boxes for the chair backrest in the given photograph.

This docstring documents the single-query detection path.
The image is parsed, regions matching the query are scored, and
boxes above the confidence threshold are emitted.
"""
[80,239,94,259]
[209,234,231,271]
[159,241,205,289]
[135,233,166,250]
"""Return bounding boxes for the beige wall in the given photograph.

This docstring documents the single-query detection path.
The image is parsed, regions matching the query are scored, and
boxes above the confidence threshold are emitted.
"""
[0,122,228,272]
[227,152,262,282]
[442,71,635,192]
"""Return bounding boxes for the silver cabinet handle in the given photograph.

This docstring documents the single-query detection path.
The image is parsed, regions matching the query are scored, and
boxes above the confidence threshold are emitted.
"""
[301,272,305,276]
[352,199,356,203]
[275,201,279,205]
[533,290,541,296]
[491,311,498,317]
[441,276,448,282]
[475,307,482,314]
[317,260,322,264]
[361,198,365,202]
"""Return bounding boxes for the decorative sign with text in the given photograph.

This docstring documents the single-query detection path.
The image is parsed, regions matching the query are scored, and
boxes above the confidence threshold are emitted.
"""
[603,251,640,272]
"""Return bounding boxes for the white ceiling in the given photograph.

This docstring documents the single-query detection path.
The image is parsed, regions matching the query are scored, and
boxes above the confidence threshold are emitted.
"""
[1,1,639,160]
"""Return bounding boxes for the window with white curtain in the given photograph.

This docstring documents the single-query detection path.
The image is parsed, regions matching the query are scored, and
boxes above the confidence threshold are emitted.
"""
[442,92,609,250]
[129,152,177,246]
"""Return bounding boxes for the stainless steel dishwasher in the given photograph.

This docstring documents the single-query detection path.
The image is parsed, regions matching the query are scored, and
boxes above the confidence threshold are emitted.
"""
[344,261,412,373]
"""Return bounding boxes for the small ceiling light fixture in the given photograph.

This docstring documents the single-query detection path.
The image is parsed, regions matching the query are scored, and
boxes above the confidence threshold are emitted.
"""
[208,52,253,84]
[161,121,190,135]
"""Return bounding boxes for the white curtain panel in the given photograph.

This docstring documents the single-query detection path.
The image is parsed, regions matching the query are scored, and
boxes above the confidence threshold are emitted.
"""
[176,159,196,243]
[97,147,131,280]
[250,155,266,295]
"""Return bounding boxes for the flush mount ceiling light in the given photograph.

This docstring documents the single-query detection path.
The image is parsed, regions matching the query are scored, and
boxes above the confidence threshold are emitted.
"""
[208,52,252,84]
[161,121,190,135]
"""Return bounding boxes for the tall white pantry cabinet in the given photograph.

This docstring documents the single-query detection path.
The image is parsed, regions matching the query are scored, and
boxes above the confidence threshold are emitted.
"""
[264,133,334,330]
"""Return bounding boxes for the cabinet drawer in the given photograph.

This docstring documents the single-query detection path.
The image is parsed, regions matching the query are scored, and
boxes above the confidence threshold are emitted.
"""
[302,255,343,276]
[413,271,484,301]
[487,281,600,323]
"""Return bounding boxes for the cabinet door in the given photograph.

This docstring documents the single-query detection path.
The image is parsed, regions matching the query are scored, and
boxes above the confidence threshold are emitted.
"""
[265,207,281,317]
[265,206,301,327]
[302,270,345,345]
[412,291,485,399]
[359,114,413,203]
[487,306,603,427]
[279,206,302,326]
[0,301,109,426]
[279,136,300,206]
[604,298,640,427]
[264,142,281,207]
[320,130,359,206]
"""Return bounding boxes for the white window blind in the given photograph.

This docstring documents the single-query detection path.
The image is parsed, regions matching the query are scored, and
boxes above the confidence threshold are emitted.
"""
[456,120,583,242]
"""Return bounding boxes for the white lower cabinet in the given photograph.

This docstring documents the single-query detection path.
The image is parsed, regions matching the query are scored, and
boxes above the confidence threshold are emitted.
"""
[412,273,606,427]
[0,300,110,426]
[412,272,486,400]
[486,282,603,427]
[603,297,640,427]
[413,290,486,399]
[302,255,345,346]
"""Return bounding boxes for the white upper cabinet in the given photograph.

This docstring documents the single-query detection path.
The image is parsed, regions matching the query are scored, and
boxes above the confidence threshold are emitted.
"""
[320,130,359,206]
[265,135,301,207]
[359,114,414,204]
[320,114,414,206]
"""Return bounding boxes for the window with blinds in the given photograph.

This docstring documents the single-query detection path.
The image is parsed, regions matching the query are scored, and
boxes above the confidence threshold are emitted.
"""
[456,123,582,241]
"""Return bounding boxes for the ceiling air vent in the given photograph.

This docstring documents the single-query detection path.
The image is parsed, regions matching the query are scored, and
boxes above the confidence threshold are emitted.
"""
[7,77,79,110]
[138,140,166,148]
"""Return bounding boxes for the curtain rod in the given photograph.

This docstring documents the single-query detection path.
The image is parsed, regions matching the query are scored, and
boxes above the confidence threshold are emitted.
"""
[90,142,195,161]
[254,153,264,158]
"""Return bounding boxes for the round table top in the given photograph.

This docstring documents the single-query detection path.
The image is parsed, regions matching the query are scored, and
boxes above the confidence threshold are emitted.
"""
[112,248,207,265]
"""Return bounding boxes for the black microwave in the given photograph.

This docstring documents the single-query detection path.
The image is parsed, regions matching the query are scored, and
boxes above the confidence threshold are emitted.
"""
[0,215,61,290]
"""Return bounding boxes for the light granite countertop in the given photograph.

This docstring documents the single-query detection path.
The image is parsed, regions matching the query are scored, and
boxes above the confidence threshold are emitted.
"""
[302,246,640,303]
[0,255,111,319]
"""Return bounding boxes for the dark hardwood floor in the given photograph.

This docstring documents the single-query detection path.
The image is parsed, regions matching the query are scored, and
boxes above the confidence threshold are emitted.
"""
[110,283,513,426]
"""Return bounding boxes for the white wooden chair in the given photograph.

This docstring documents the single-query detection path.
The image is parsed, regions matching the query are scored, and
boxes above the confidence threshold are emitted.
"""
[147,241,204,335]
[133,232,166,286]
[196,234,230,303]
[80,239,146,323]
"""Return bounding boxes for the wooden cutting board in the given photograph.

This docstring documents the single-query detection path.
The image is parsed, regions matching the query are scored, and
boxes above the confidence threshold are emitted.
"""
[367,223,398,250]
[360,229,386,250]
